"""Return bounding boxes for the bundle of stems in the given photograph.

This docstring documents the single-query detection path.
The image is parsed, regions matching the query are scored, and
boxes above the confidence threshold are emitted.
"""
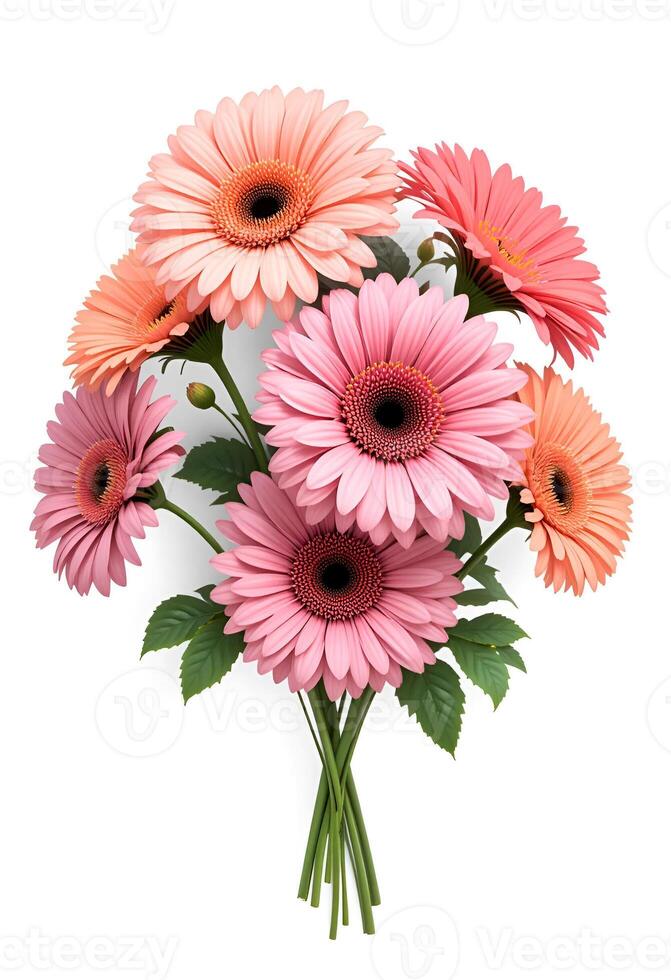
[298,683,379,939]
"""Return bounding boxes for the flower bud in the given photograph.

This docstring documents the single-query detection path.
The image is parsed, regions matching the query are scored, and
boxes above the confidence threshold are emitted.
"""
[416,237,435,264]
[187,382,216,410]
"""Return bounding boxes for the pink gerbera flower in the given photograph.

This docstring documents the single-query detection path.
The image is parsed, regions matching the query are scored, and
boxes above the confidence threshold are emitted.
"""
[131,86,398,329]
[32,375,184,596]
[211,473,463,699]
[254,274,534,547]
[399,144,607,367]
[65,246,200,395]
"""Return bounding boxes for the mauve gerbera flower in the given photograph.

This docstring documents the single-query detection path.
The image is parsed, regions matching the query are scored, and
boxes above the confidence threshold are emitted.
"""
[31,375,184,596]
[65,246,201,395]
[131,86,398,329]
[211,473,463,700]
[515,365,631,595]
[254,274,534,547]
[399,144,607,367]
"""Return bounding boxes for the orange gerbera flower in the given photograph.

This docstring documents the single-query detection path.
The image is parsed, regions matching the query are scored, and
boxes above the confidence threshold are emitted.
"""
[516,365,631,595]
[66,246,199,395]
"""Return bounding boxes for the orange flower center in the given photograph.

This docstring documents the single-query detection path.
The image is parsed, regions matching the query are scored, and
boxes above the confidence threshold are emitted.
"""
[341,362,444,462]
[478,219,539,281]
[210,160,314,247]
[530,443,591,533]
[74,438,128,526]
[133,291,182,336]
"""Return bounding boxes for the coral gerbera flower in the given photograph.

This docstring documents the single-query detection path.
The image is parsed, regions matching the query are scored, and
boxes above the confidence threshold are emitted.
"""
[31,375,184,596]
[211,473,463,700]
[399,144,607,368]
[65,246,199,396]
[515,365,631,595]
[254,274,534,547]
[131,86,399,329]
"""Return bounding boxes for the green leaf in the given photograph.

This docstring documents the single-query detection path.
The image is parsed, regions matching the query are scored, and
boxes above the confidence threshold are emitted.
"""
[360,235,410,283]
[448,635,509,708]
[450,513,482,559]
[180,616,244,703]
[176,437,256,504]
[396,661,465,756]
[450,613,528,647]
[456,562,515,607]
[141,595,219,657]
[455,588,496,607]
[498,645,527,673]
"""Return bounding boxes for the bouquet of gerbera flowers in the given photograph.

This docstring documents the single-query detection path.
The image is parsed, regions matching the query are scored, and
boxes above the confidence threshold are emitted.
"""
[33,87,632,939]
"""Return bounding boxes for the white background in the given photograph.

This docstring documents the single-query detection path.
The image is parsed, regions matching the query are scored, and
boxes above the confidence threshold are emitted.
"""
[1,1,669,977]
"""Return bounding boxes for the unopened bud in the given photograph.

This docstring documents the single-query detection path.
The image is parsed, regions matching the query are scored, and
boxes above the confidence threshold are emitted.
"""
[187,382,216,410]
[416,237,435,264]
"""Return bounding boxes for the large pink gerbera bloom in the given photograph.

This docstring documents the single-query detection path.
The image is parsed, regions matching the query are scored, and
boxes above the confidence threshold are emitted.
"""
[65,246,200,395]
[32,375,184,596]
[211,473,463,700]
[254,274,534,547]
[399,144,607,367]
[131,87,398,329]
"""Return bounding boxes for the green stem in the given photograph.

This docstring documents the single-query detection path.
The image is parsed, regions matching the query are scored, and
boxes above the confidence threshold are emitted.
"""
[307,687,343,814]
[210,354,268,473]
[212,402,251,447]
[156,496,223,555]
[458,490,528,581]
[328,803,341,939]
[310,819,329,908]
[340,829,349,927]
[458,518,515,581]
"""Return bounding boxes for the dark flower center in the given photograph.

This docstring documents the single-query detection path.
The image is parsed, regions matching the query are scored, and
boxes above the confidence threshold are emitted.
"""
[374,398,405,430]
[92,462,111,501]
[249,192,284,221]
[291,532,383,621]
[342,362,444,462]
[74,437,129,526]
[210,160,313,248]
[320,560,353,593]
[550,467,572,509]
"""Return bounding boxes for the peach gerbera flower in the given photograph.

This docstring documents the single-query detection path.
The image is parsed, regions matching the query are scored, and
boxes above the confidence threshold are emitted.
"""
[399,145,607,368]
[515,365,631,595]
[131,86,398,328]
[66,246,199,395]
